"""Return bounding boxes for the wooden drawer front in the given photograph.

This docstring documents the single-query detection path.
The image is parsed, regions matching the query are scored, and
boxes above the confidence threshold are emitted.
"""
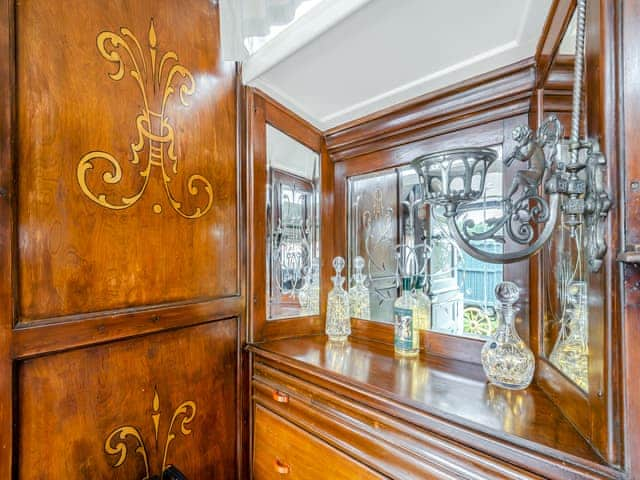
[253,362,551,480]
[253,405,385,479]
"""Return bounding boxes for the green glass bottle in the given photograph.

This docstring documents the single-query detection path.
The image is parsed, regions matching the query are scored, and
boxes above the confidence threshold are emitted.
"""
[394,277,419,357]
[412,275,431,331]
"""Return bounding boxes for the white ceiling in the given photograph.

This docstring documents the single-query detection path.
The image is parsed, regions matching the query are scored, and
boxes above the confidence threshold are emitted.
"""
[267,125,319,180]
[244,0,554,131]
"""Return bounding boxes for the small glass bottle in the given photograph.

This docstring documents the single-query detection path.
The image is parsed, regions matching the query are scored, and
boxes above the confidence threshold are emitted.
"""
[412,274,431,331]
[394,277,419,357]
[481,281,534,390]
[349,256,371,320]
[325,256,351,342]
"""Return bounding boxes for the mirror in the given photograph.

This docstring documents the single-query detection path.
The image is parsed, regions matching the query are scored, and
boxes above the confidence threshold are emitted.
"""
[347,146,504,340]
[541,11,591,393]
[266,125,320,320]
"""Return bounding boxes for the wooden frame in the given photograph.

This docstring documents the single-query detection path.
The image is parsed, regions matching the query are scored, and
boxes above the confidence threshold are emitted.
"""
[531,0,624,466]
[248,88,332,342]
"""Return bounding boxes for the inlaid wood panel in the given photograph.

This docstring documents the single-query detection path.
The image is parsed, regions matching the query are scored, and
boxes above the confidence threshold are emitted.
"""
[15,0,238,321]
[0,0,245,477]
[18,319,238,479]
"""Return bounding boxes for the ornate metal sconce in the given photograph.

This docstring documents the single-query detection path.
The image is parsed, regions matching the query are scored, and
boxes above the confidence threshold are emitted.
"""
[411,0,611,271]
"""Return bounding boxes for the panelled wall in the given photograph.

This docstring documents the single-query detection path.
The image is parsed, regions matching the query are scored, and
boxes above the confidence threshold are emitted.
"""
[0,0,245,478]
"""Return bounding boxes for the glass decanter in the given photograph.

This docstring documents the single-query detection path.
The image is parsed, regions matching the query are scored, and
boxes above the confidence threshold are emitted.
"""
[481,281,534,390]
[299,259,320,315]
[325,256,351,342]
[394,276,419,357]
[412,274,431,331]
[549,281,589,391]
[349,256,371,320]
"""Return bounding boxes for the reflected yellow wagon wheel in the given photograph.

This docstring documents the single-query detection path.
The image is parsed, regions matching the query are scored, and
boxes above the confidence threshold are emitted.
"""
[463,306,495,336]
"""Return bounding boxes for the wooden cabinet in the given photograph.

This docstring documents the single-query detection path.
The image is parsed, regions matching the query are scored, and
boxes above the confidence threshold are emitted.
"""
[251,337,621,480]
[253,405,384,479]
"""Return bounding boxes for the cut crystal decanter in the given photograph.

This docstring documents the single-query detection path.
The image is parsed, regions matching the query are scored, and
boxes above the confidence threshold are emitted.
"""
[325,256,351,342]
[299,259,320,315]
[349,256,371,320]
[481,281,535,390]
[550,281,589,391]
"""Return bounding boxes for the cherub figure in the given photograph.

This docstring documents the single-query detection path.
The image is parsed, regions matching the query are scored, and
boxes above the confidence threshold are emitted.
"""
[503,117,562,203]
[503,126,546,202]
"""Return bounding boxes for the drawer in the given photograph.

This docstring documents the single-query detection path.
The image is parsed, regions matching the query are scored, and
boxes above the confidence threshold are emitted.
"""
[252,362,547,480]
[253,404,386,479]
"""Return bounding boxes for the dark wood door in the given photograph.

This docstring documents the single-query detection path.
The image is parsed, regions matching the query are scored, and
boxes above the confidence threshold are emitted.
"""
[0,0,243,477]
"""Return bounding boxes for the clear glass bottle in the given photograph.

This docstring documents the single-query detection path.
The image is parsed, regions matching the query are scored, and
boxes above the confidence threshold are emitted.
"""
[325,256,351,342]
[394,277,419,357]
[481,281,534,390]
[349,256,371,320]
[549,281,589,391]
[412,274,431,331]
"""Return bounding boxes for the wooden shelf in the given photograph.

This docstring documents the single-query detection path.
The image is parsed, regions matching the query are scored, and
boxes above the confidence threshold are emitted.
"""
[249,335,608,468]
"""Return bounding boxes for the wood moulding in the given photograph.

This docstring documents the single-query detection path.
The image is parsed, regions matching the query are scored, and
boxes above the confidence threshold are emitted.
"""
[324,58,536,162]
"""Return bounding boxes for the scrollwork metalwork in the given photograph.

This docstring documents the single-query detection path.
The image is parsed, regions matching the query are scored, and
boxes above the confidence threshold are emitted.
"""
[411,0,611,270]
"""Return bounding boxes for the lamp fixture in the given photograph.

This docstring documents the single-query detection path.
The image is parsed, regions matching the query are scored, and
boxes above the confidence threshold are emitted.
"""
[411,0,611,271]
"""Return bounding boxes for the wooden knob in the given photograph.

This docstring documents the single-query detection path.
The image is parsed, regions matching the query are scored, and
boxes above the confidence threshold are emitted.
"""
[272,390,289,403]
[274,458,290,474]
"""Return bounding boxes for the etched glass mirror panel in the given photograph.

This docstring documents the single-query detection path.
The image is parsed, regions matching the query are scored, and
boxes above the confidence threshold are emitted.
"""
[347,147,504,340]
[540,12,591,393]
[266,125,320,320]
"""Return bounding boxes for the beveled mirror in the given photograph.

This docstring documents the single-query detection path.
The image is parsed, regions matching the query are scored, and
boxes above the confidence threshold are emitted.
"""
[266,124,320,320]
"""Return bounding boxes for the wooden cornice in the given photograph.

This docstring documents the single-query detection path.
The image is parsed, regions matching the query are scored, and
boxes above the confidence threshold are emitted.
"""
[324,58,536,162]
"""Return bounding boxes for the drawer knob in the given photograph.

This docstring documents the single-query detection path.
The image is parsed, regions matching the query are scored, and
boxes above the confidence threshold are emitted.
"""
[272,390,289,403]
[274,458,290,474]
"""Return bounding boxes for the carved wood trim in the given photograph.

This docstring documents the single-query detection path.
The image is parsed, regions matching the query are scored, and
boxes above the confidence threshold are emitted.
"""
[248,88,327,343]
[535,0,576,89]
[12,296,244,359]
[0,0,15,475]
[324,58,536,162]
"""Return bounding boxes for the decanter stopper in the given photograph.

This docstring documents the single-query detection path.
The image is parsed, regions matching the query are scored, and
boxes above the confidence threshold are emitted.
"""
[481,281,535,390]
[353,256,365,277]
[326,256,351,342]
[333,256,345,274]
[495,281,520,305]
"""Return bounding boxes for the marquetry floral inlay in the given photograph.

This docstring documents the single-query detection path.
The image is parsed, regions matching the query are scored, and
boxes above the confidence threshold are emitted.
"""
[78,19,213,218]
[104,389,196,479]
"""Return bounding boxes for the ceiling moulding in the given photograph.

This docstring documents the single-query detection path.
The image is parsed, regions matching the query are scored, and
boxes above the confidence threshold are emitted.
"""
[242,0,374,85]
[324,58,537,162]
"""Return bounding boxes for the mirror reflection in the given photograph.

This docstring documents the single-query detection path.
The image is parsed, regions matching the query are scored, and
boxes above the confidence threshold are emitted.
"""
[266,125,320,320]
[541,11,590,393]
[347,146,503,340]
